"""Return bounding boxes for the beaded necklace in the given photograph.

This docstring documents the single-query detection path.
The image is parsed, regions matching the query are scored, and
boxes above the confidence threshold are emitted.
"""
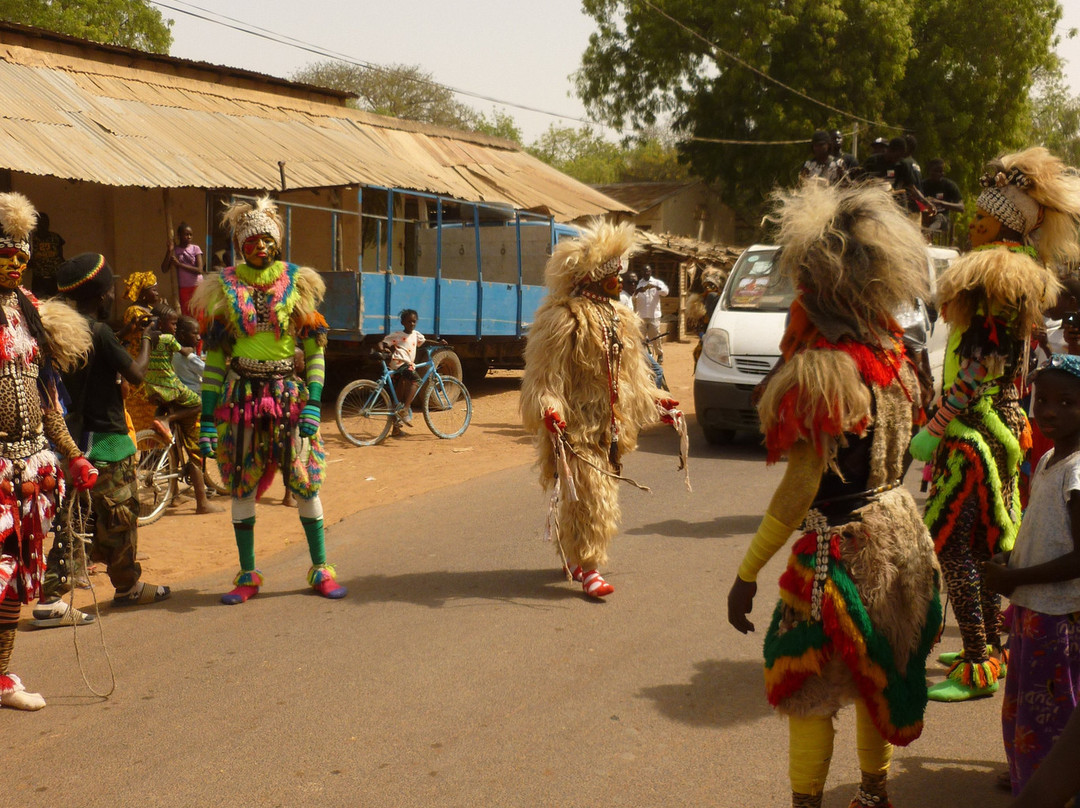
[580,289,624,471]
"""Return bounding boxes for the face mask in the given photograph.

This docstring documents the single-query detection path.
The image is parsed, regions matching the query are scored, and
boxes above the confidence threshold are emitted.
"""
[0,247,29,290]
[241,234,279,268]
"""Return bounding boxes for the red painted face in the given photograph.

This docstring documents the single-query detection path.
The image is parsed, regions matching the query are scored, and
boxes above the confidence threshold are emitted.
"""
[601,274,621,299]
[241,234,278,268]
[0,247,29,290]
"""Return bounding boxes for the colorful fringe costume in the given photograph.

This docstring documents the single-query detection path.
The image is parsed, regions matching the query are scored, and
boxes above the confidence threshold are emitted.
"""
[731,181,941,808]
[913,148,1080,702]
[521,220,688,598]
[191,197,344,603]
[0,193,93,710]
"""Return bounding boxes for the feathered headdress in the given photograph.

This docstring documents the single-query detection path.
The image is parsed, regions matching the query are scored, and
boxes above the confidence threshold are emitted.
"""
[221,196,283,246]
[544,219,640,299]
[978,148,1080,267]
[0,192,37,254]
[767,180,927,341]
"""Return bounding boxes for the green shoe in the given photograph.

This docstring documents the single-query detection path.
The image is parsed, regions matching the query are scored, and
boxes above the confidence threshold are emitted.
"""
[937,645,993,667]
[927,677,999,702]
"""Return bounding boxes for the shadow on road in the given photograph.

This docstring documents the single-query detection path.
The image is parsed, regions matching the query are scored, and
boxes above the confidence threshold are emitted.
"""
[625,513,761,539]
[633,425,765,461]
[638,658,773,728]
[833,755,1009,807]
[336,567,585,609]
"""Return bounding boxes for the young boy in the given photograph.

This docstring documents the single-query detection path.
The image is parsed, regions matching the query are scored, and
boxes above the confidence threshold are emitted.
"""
[171,315,205,397]
[34,253,171,623]
[380,309,425,433]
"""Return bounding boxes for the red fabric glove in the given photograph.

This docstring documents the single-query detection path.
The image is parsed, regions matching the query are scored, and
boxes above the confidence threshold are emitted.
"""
[68,456,98,491]
[543,407,566,434]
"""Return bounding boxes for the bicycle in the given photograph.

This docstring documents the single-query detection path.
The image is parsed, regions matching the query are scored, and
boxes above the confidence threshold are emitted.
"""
[135,414,229,526]
[335,343,472,446]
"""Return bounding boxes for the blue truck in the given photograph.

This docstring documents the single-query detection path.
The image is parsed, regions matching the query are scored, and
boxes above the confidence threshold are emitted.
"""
[238,189,578,381]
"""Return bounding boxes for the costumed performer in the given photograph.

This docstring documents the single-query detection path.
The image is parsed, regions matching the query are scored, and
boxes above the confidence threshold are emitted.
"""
[190,197,345,604]
[0,193,97,708]
[521,219,688,599]
[727,180,942,808]
[909,147,1080,702]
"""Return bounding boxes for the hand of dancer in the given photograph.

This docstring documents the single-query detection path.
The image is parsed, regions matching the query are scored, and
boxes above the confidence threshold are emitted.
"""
[543,407,566,434]
[299,403,321,438]
[657,398,681,424]
[908,427,940,462]
[727,576,757,634]
[68,456,98,490]
[199,419,218,457]
[981,559,1017,597]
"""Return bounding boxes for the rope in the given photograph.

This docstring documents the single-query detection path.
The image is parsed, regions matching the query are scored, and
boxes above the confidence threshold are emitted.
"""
[62,489,116,698]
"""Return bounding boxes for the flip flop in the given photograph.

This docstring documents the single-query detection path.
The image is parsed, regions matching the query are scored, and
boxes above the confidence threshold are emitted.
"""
[111,581,171,607]
[29,601,96,628]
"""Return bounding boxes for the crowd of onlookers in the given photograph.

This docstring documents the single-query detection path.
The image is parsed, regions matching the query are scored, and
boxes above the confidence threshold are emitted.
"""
[800,130,964,243]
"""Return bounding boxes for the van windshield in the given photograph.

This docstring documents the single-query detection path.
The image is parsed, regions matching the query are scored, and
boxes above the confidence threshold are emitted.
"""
[724,249,794,312]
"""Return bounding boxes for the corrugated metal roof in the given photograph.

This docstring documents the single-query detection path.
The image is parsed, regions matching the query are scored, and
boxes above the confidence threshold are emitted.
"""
[591,179,703,213]
[0,37,632,222]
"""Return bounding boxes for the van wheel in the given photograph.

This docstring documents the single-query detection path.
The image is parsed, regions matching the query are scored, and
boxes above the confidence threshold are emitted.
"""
[702,426,736,445]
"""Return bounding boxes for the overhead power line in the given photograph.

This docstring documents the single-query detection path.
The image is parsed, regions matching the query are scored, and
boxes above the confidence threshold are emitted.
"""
[635,0,905,132]
[150,0,615,130]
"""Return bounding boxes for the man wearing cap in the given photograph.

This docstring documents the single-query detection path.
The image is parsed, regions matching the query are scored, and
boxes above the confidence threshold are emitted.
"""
[799,130,840,183]
[35,253,171,619]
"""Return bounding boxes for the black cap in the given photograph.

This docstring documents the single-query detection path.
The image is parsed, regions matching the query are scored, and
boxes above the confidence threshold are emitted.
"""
[811,130,830,144]
[56,253,113,299]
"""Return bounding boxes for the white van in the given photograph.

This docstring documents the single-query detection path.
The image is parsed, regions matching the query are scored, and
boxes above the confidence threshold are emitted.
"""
[693,243,958,444]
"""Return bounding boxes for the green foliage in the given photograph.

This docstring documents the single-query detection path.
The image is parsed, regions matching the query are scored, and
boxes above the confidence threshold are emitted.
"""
[576,0,1064,224]
[0,0,172,53]
[465,108,523,143]
[1031,75,1080,169]
[526,123,688,185]
[293,60,486,131]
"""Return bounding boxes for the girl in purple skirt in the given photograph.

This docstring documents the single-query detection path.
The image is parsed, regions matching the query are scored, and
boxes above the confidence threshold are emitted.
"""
[983,353,1080,795]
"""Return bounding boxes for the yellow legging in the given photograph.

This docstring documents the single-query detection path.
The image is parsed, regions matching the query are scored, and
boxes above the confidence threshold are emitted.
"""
[789,700,893,794]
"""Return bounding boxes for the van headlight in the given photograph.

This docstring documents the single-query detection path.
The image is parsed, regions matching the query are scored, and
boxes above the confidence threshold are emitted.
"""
[702,328,731,367]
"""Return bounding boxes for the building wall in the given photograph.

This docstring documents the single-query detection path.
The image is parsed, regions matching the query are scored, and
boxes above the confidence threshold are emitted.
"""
[655,184,735,244]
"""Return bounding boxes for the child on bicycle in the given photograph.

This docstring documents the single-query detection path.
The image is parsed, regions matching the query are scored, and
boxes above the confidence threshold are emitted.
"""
[143,304,221,514]
[380,308,425,433]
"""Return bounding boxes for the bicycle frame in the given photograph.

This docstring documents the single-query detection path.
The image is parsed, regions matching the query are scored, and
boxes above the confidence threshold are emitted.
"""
[361,348,443,416]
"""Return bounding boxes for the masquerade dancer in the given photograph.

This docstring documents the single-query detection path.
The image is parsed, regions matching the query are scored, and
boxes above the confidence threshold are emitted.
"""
[191,197,345,604]
[521,220,687,599]
[910,148,1080,702]
[0,194,96,708]
[727,181,942,808]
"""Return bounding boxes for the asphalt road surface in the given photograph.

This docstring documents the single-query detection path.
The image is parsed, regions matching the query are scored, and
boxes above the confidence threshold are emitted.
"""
[8,429,1011,808]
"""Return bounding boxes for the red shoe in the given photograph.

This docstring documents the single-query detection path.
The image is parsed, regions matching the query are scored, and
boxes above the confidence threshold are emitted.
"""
[581,569,614,598]
[221,570,263,605]
[562,565,584,582]
[308,564,347,599]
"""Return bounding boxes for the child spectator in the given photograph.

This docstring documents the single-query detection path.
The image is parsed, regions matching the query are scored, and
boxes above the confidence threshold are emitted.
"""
[380,308,426,434]
[161,223,204,316]
[982,354,1080,795]
[143,304,221,514]
[171,315,205,397]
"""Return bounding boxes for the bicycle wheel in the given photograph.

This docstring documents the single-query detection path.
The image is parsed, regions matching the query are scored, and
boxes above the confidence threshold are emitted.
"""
[423,376,471,439]
[335,379,394,446]
[134,429,178,526]
[200,454,230,496]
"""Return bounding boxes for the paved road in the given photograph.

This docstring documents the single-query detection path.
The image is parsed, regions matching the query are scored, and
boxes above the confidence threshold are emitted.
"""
[9,430,1010,808]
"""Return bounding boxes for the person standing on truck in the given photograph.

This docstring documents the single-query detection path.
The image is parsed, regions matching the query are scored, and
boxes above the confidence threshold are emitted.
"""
[634,264,668,363]
[191,196,346,605]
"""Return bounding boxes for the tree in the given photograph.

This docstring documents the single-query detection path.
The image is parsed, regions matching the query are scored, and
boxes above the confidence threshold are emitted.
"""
[526,124,628,185]
[466,108,523,144]
[1030,75,1080,169]
[293,60,484,131]
[0,0,172,53]
[576,0,1064,223]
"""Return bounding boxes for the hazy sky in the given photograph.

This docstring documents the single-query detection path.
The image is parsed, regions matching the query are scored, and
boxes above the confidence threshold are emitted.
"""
[161,0,1080,144]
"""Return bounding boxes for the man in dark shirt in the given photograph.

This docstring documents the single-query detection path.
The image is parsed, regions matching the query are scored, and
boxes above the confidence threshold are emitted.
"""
[922,158,965,237]
[800,130,840,183]
[34,254,170,624]
[865,137,929,216]
[829,130,860,178]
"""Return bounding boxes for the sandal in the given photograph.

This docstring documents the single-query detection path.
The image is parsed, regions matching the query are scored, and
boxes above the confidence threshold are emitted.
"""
[29,600,95,629]
[581,569,614,598]
[152,419,173,442]
[111,581,171,607]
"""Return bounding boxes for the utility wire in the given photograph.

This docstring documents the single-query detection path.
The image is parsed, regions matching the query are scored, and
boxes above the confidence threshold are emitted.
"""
[150,0,617,130]
[635,0,905,132]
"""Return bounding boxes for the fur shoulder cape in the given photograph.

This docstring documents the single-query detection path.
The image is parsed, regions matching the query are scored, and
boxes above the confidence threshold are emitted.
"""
[37,297,91,372]
[189,262,328,347]
[937,245,1061,339]
[757,347,874,464]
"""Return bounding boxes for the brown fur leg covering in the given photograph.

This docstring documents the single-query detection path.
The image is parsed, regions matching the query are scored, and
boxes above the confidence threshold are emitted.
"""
[560,447,620,569]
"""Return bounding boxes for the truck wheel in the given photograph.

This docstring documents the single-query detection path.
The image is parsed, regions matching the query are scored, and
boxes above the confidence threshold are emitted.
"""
[420,349,462,401]
[702,426,736,445]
